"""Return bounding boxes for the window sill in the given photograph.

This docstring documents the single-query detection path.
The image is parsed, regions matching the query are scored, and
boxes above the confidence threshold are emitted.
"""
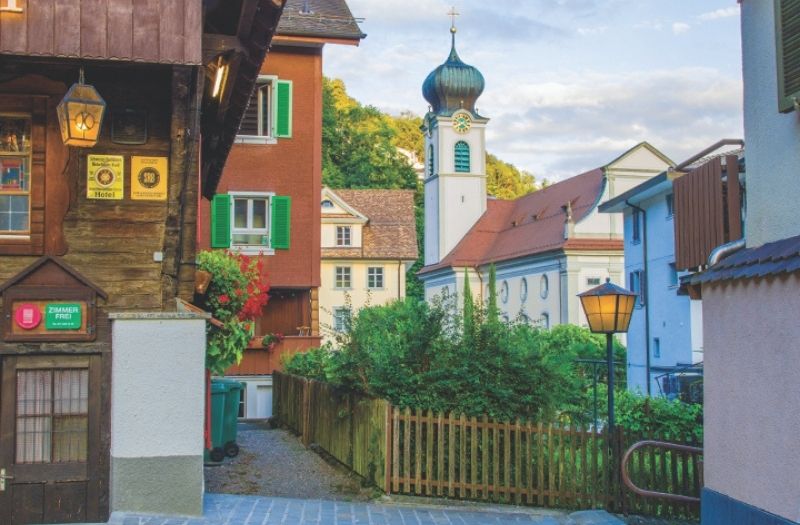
[231,246,275,256]
[334,287,353,291]
[234,135,277,145]
[367,287,385,291]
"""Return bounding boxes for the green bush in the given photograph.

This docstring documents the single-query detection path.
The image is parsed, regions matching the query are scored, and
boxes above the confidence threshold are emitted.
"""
[284,265,702,435]
[616,390,703,441]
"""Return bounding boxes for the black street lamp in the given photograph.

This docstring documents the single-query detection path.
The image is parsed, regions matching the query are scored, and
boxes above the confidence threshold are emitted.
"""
[578,278,636,436]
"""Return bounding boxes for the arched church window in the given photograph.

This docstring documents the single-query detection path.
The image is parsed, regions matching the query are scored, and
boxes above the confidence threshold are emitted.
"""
[428,145,434,177]
[454,141,470,173]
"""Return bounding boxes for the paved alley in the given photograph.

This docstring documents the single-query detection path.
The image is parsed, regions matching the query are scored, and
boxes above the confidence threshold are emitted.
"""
[109,493,625,525]
[204,423,372,500]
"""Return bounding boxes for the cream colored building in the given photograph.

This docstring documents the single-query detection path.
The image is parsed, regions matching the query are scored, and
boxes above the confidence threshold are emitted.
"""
[320,187,418,343]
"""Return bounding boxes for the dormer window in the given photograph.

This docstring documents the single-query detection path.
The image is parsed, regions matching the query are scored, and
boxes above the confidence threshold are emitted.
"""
[321,199,334,209]
[336,225,352,247]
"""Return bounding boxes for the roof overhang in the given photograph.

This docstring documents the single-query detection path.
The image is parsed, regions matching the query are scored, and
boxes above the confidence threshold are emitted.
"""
[200,0,286,200]
[599,171,681,213]
[273,34,362,47]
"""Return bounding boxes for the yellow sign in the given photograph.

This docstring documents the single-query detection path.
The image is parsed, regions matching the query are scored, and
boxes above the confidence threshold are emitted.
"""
[87,155,124,200]
[131,156,168,201]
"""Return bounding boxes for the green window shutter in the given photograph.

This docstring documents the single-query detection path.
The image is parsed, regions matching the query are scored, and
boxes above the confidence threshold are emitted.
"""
[776,0,800,112]
[455,141,470,172]
[274,80,293,138]
[271,196,291,249]
[210,194,231,248]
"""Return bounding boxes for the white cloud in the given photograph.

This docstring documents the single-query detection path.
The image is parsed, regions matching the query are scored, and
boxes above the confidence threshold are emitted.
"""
[577,25,608,36]
[672,22,691,34]
[698,7,739,21]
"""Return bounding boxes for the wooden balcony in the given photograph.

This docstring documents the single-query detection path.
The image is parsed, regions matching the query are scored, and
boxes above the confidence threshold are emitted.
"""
[674,153,744,271]
[224,336,322,376]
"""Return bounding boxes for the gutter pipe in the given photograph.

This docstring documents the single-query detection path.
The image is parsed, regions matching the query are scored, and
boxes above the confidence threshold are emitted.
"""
[708,238,746,267]
[625,199,651,396]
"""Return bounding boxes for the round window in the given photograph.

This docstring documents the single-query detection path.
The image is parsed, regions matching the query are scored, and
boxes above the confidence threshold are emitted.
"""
[540,274,549,299]
[520,277,528,302]
[500,280,509,304]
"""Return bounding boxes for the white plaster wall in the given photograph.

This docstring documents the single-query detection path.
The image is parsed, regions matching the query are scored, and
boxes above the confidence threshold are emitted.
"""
[437,119,487,176]
[742,0,800,247]
[320,259,406,341]
[703,275,800,522]
[439,175,486,259]
[424,177,440,265]
[110,314,207,458]
[575,146,670,238]
[226,375,272,419]
[492,261,562,327]
[564,253,624,327]
[321,223,362,248]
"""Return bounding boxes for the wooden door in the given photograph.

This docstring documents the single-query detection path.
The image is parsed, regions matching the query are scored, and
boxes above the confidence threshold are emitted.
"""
[0,355,103,524]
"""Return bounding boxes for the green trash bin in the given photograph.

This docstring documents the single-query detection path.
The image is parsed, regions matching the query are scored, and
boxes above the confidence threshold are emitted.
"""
[205,380,230,463]
[216,378,244,458]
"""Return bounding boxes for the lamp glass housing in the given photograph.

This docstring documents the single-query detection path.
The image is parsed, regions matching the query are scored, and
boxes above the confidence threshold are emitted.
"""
[57,83,106,148]
[578,279,637,334]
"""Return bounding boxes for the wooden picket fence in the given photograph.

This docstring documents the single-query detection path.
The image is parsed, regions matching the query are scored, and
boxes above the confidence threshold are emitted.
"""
[273,372,701,519]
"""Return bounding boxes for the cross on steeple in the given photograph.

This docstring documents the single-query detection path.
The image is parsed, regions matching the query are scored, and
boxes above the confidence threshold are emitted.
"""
[447,6,460,32]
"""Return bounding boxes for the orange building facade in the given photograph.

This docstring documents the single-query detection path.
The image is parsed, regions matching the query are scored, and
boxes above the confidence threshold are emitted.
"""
[197,0,364,419]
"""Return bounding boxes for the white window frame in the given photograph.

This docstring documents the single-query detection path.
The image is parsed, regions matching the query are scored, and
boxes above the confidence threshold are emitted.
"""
[367,266,384,289]
[335,266,352,289]
[236,75,278,144]
[333,307,351,332]
[336,225,352,247]
[230,191,274,255]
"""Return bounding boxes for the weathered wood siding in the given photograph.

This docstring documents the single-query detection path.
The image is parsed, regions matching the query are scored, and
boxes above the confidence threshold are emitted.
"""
[0,0,202,65]
[674,155,743,271]
[0,64,201,311]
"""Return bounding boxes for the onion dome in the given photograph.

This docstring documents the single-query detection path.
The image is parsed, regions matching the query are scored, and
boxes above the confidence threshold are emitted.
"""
[422,28,485,116]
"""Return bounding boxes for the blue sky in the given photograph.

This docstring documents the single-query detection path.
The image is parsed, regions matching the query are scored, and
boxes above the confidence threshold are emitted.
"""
[323,1,743,182]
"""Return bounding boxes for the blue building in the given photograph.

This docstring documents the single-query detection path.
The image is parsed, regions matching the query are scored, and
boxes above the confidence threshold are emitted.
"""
[600,168,705,397]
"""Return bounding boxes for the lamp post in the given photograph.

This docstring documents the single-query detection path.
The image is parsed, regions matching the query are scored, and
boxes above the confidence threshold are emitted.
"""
[578,278,636,436]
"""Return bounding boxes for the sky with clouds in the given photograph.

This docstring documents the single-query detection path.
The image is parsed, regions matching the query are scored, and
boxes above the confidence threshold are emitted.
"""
[322,1,743,182]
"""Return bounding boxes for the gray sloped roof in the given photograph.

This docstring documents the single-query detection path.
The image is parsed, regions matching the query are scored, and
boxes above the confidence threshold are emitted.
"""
[277,0,365,40]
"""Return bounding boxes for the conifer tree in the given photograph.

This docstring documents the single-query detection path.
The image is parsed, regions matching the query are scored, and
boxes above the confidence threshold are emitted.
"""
[462,269,475,339]
[487,264,500,325]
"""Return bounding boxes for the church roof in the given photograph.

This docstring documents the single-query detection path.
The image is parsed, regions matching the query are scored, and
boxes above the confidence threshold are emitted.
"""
[419,168,622,274]
[323,189,419,261]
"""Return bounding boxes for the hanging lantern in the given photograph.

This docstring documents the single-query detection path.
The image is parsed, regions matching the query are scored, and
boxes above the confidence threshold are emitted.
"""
[56,68,106,148]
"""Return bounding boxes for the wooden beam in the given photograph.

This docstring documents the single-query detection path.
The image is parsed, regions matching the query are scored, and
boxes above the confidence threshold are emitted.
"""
[272,35,362,47]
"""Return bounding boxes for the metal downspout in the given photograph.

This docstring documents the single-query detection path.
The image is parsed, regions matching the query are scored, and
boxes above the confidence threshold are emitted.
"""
[708,238,745,266]
[626,200,651,396]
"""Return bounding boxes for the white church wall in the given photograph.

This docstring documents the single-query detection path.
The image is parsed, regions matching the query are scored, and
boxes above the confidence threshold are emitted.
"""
[490,259,563,328]
[424,177,440,265]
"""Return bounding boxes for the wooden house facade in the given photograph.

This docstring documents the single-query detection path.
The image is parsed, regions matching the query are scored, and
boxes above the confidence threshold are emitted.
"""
[0,1,285,522]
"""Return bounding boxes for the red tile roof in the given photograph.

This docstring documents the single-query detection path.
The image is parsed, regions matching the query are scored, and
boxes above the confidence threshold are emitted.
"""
[323,189,419,261]
[420,168,614,273]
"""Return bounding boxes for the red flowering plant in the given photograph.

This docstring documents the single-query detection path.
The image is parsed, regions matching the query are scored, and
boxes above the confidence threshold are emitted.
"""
[197,250,270,374]
[261,332,285,350]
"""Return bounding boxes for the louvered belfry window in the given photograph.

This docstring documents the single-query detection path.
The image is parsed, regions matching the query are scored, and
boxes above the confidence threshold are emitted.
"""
[454,141,470,173]
[777,0,800,112]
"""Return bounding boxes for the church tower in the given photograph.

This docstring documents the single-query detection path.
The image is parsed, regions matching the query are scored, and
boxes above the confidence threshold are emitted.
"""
[422,18,488,266]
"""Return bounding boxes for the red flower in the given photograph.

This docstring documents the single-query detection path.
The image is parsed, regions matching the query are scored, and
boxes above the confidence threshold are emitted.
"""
[218,294,230,304]
[235,288,244,296]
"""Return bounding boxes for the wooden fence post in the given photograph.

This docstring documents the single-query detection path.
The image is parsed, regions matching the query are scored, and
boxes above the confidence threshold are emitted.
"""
[302,378,311,446]
[384,403,393,494]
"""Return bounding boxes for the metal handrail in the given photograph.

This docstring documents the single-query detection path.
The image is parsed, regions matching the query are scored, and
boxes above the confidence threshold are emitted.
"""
[621,440,703,504]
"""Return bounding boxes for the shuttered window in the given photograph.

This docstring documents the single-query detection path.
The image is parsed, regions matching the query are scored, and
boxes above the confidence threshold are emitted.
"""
[237,77,293,138]
[776,0,800,112]
[270,195,291,249]
[210,193,291,250]
[210,194,231,248]
[454,141,470,173]
[275,80,293,138]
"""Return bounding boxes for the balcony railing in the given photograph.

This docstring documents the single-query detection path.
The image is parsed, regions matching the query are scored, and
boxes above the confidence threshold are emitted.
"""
[224,335,322,376]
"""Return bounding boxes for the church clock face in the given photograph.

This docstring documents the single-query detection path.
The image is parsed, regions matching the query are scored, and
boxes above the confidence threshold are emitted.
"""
[453,113,472,134]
